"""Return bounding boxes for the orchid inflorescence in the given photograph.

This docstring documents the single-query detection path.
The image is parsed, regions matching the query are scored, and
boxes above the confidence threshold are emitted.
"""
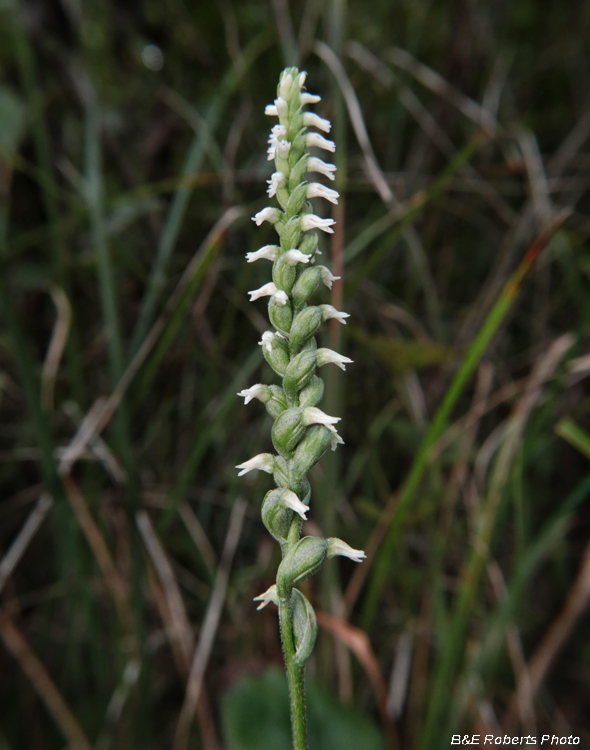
[236,67,365,749]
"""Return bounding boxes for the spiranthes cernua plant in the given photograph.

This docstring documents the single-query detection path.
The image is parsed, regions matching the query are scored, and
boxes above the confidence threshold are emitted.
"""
[236,67,365,750]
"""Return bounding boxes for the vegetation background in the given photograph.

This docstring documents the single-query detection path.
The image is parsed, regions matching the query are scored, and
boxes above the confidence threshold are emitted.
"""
[0,0,589,748]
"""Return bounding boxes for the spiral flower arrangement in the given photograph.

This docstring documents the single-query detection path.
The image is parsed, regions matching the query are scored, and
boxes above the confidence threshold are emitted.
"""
[236,67,365,749]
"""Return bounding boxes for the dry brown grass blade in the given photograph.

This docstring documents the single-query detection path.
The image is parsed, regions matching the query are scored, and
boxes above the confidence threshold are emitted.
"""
[64,477,136,652]
[173,498,246,750]
[502,534,590,733]
[316,610,399,750]
[0,607,93,750]
[0,493,52,595]
[41,286,71,413]
[136,510,194,666]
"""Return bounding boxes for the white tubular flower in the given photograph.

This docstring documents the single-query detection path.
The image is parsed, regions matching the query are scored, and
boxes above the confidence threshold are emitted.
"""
[282,490,309,520]
[279,73,293,99]
[235,453,277,476]
[267,124,287,160]
[300,92,321,105]
[267,171,286,197]
[306,132,336,152]
[252,207,282,226]
[306,183,339,205]
[303,112,331,133]
[253,584,279,610]
[302,406,341,428]
[259,331,276,352]
[284,249,311,266]
[246,245,279,263]
[237,383,267,405]
[307,156,336,180]
[327,425,344,451]
[273,290,289,306]
[319,268,341,290]
[265,104,278,116]
[316,348,354,370]
[321,304,349,324]
[326,538,366,562]
[275,97,288,119]
[248,282,278,301]
[296,71,307,89]
[300,214,336,234]
[276,140,291,160]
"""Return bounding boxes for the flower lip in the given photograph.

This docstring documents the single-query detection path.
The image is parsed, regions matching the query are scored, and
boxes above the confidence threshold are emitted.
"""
[248,282,279,301]
[246,245,279,263]
[273,290,289,306]
[316,348,354,371]
[265,104,278,116]
[235,453,277,476]
[326,538,366,562]
[306,156,336,180]
[300,92,321,105]
[306,132,336,153]
[282,490,310,520]
[284,249,311,266]
[253,584,279,610]
[259,331,276,352]
[303,112,332,133]
[237,383,267,405]
[300,214,336,234]
[306,183,339,205]
[301,406,341,427]
[267,171,286,197]
[320,304,349,323]
[318,268,342,290]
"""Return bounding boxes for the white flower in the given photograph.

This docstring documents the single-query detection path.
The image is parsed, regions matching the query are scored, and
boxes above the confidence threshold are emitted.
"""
[235,453,276,477]
[300,214,336,234]
[275,97,288,119]
[246,245,279,263]
[327,425,344,451]
[300,92,321,105]
[282,490,309,520]
[321,304,349,323]
[306,183,339,205]
[265,104,278,116]
[303,112,331,133]
[316,348,354,370]
[326,538,366,562]
[273,290,289,306]
[267,171,285,197]
[276,140,291,160]
[253,584,279,610]
[306,132,336,152]
[279,73,293,99]
[252,207,282,226]
[296,71,307,89]
[248,282,278,301]
[267,124,287,160]
[318,269,341,290]
[284,249,311,266]
[259,331,276,352]
[302,406,341,427]
[307,156,336,180]
[237,383,267,405]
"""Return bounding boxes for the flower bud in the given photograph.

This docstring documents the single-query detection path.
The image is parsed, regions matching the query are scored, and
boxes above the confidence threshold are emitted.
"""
[290,424,332,480]
[291,266,322,309]
[298,375,324,408]
[271,408,305,456]
[279,217,302,252]
[277,536,328,591]
[261,332,290,376]
[292,588,318,665]
[283,349,317,402]
[272,254,298,293]
[289,306,322,355]
[264,385,288,419]
[262,489,296,545]
[286,182,309,220]
[268,294,292,336]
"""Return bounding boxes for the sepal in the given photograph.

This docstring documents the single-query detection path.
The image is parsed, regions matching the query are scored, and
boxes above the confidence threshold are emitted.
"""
[271,408,306,456]
[291,266,322,308]
[283,349,317,403]
[291,424,332,479]
[289,306,322,355]
[298,375,324,408]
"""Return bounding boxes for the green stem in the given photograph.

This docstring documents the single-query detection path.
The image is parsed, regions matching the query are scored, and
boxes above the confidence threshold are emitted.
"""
[279,592,307,750]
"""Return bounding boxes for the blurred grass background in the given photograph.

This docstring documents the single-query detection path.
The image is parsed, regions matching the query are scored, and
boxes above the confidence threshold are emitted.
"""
[1,0,590,748]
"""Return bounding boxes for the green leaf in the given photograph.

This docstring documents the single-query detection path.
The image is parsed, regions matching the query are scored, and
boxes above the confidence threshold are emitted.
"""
[222,667,385,750]
[0,86,26,161]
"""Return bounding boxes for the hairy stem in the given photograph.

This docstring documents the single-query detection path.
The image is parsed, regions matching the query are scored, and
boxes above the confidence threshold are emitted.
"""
[279,592,307,750]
